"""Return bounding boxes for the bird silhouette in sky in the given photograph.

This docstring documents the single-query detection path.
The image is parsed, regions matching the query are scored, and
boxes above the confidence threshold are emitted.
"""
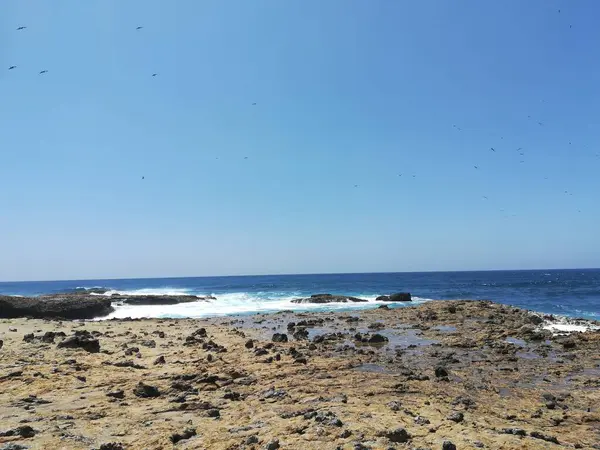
[16,26,26,30]
[8,66,16,70]
[252,102,257,106]
[244,156,248,159]
[490,147,496,152]
[483,196,488,200]
[152,73,157,77]
[354,185,359,188]
[39,70,48,74]
[136,26,143,30]
[474,166,479,169]
[398,174,402,177]
[538,122,544,126]
[142,176,145,180]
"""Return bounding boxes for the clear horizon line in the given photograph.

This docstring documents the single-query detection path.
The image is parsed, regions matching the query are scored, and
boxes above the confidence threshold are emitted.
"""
[1,266,599,284]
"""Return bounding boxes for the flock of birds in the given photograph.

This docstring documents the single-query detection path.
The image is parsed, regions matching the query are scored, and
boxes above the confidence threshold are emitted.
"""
[6,13,597,218]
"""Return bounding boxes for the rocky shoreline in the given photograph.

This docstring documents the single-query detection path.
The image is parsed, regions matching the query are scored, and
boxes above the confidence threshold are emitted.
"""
[1,300,599,449]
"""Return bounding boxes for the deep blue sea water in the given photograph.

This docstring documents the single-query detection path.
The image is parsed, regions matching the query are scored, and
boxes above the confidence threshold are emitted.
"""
[1,270,599,320]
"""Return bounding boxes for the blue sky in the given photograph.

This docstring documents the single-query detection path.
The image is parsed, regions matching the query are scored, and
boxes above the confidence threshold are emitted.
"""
[1,0,599,281]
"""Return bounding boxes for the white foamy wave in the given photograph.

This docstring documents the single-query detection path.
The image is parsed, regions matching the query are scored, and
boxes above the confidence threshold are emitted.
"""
[100,292,433,320]
[543,322,600,334]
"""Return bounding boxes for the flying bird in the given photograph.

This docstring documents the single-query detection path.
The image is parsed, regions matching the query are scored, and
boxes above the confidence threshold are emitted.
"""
[142,176,145,180]
[16,26,26,30]
[354,185,359,188]
[8,66,16,70]
[538,122,544,126]
[252,102,257,106]
[483,196,488,200]
[474,165,478,169]
[136,26,143,30]
[39,70,48,74]
[152,73,157,77]
[244,156,248,159]
[398,174,402,177]
[490,147,495,152]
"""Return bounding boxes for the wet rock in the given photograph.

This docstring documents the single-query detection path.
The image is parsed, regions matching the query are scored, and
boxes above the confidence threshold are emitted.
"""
[170,428,197,444]
[378,305,390,310]
[57,331,100,353]
[530,431,559,444]
[265,438,280,449]
[354,333,389,344]
[292,294,368,304]
[106,389,125,399]
[368,322,385,330]
[293,328,309,340]
[384,427,411,443]
[0,425,36,438]
[388,293,412,302]
[447,411,464,423]
[133,382,161,398]
[441,442,457,450]
[153,355,166,365]
[272,333,288,343]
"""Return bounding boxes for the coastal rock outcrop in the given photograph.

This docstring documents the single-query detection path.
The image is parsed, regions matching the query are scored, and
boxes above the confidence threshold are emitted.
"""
[110,294,215,305]
[0,294,114,320]
[376,292,412,302]
[291,294,368,304]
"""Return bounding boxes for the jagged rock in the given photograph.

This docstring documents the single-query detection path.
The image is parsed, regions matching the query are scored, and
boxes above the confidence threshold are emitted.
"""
[265,439,280,450]
[530,431,559,444]
[170,428,197,444]
[447,411,464,423]
[0,425,35,438]
[106,389,125,399]
[133,382,160,398]
[153,356,166,365]
[384,427,411,443]
[57,331,100,353]
[97,444,124,450]
[502,428,526,436]
[272,333,288,343]
[380,293,412,302]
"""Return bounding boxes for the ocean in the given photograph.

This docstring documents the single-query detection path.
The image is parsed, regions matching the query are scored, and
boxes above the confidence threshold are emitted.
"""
[1,270,599,321]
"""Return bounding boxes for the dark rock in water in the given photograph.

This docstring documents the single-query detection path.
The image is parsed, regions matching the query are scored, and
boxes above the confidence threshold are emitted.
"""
[0,425,36,438]
[530,431,559,444]
[112,294,213,305]
[378,305,390,310]
[153,355,166,365]
[354,333,389,345]
[384,427,411,443]
[385,293,412,302]
[57,331,100,353]
[0,294,113,319]
[291,294,368,304]
[442,441,457,450]
[133,382,160,398]
[272,333,288,343]
[265,439,280,450]
[447,411,464,423]
[376,295,390,301]
[170,428,197,444]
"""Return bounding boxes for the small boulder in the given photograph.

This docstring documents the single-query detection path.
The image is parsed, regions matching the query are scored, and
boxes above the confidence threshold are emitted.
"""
[447,411,464,423]
[170,428,197,444]
[272,333,288,343]
[153,356,166,365]
[442,441,457,450]
[57,332,100,353]
[133,382,160,398]
[384,427,411,443]
[106,389,125,399]
[265,438,280,450]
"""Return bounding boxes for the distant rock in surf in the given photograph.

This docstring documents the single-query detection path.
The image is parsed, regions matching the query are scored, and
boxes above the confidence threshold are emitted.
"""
[110,294,215,306]
[376,292,412,302]
[291,294,368,304]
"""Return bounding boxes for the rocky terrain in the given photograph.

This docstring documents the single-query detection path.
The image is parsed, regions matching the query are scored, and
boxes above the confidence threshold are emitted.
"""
[1,300,599,449]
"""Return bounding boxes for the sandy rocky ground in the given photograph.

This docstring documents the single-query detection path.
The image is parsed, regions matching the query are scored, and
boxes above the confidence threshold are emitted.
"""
[1,300,600,450]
